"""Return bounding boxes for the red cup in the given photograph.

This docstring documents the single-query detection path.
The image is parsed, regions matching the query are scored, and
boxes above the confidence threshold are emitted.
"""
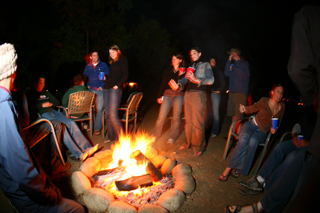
[187,67,195,73]
[179,67,185,75]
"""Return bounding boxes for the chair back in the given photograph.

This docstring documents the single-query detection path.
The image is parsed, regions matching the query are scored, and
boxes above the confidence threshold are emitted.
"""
[67,91,95,116]
[126,92,143,114]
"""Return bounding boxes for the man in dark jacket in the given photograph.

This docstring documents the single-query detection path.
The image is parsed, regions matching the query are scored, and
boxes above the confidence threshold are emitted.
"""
[0,43,85,212]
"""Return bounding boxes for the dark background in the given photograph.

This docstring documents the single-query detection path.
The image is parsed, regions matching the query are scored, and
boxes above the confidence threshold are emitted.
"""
[0,0,309,101]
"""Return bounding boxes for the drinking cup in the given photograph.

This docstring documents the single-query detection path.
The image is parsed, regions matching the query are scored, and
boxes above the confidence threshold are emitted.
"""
[99,72,104,80]
[271,118,278,129]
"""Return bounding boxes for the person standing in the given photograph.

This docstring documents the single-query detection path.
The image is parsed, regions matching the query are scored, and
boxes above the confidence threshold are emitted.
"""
[224,48,250,134]
[0,43,85,213]
[84,51,109,136]
[104,45,128,143]
[169,47,214,156]
[209,58,225,137]
[152,53,185,144]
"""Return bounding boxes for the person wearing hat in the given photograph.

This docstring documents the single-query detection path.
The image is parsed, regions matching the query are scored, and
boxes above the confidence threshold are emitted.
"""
[224,48,250,134]
[0,43,85,212]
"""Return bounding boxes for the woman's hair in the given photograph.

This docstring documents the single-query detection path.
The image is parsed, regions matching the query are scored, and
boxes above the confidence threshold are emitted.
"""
[189,47,202,53]
[173,52,185,67]
[269,83,284,96]
[108,44,121,64]
[73,73,87,86]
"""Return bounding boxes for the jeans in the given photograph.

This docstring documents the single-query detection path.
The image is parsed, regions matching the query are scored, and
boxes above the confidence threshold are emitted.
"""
[211,92,221,135]
[152,95,184,140]
[91,89,104,131]
[259,140,304,190]
[228,121,267,175]
[104,88,122,141]
[25,119,63,167]
[184,91,206,153]
[260,149,307,213]
[42,110,91,159]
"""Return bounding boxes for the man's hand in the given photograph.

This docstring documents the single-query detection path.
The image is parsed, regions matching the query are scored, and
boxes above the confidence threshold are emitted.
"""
[297,139,309,148]
[239,104,246,113]
[113,85,118,90]
[42,102,53,108]
[270,127,276,134]
[229,54,234,61]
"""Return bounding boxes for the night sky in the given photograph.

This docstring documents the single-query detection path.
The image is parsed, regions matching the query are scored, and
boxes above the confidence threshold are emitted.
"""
[0,0,309,101]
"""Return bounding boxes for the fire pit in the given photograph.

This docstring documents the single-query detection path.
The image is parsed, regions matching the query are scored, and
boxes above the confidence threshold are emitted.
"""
[71,132,196,213]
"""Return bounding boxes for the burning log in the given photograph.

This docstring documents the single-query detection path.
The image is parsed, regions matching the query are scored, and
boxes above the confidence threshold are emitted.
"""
[130,150,163,181]
[91,167,125,188]
[115,174,153,191]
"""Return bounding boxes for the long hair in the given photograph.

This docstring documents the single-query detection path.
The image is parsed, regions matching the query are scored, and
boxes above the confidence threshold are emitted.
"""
[173,52,185,68]
[269,83,284,97]
[189,47,202,67]
[108,45,121,65]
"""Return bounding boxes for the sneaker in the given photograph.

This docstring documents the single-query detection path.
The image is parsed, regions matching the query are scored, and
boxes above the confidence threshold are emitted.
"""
[51,162,71,175]
[212,134,217,138]
[238,176,264,192]
[238,184,263,196]
[167,138,174,144]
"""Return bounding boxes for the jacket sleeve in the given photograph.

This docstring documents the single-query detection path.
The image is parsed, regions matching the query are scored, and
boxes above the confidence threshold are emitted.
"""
[224,60,232,76]
[245,98,264,114]
[116,57,129,88]
[157,70,168,98]
[104,63,110,75]
[1,105,60,205]
[198,62,214,85]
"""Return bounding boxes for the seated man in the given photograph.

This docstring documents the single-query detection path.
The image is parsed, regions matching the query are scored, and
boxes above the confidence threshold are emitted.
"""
[238,106,316,196]
[62,73,90,118]
[16,92,70,174]
[27,75,98,161]
[0,43,85,212]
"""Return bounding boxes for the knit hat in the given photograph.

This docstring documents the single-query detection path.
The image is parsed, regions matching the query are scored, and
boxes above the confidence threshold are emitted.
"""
[227,48,241,56]
[0,43,17,81]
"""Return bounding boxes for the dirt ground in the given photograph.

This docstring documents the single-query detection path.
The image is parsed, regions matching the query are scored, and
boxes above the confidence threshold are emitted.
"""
[50,93,296,213]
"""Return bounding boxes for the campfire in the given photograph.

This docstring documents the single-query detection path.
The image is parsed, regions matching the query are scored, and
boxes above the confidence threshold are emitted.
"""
[71,132,196,213]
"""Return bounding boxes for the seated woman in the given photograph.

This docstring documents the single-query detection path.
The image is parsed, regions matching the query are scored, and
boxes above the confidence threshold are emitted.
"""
[151,53,185,144]
[62,73,90,118]
[27,75,98,161]
[219,84,285,181]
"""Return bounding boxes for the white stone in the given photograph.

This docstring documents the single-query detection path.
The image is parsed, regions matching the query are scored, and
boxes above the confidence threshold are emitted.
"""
[174,174,196,194]
[158,189,185,212]
[172,163,192,179]
[83,188,115,212]
[144,146,159,160]
[138,204,168,213]
[150,154,167,169]
[80,156,101,177]
[71,171,91,195]
[94,149,113,170]
[108,201,137,213]
[161,158,176,175]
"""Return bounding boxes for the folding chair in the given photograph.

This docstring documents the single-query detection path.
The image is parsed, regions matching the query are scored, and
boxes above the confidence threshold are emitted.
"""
[223,116,273,176]
[57,91,95,136]
[118,92,143,134]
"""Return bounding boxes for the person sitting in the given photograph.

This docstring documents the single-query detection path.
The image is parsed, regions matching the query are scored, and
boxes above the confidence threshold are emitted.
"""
[219,84,285,181]
[62,73,90,118]
[0,43,85,213]
[238,106,316,197]
[27,75,98,161]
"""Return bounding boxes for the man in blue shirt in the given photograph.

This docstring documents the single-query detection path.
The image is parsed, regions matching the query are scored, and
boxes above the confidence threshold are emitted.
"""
[83,51,109,136]
[224,48,250,134]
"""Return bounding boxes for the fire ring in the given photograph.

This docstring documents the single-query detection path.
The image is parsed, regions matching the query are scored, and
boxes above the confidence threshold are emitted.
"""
[71,137,195,213]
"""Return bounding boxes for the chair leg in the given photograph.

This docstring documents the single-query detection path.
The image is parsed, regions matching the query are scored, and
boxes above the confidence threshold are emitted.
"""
[254,145,268,176]
[223,124,234,159]
[134,112,137,133]
[101,110,105,138]
[48,121,66,166]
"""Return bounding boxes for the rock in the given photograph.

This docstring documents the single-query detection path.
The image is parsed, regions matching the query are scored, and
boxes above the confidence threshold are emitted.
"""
[80,156,101,177]
[144,146,159,160]
[83,188,115,212]
[158,189,185,212]
[174,175,196,194]
[150,154,167,169]
[138,204,168,213]
[172,163,192,179]
[108,201,137,213]
[161,158,176,175]
[94,149,113,169]
[71,171,91,195]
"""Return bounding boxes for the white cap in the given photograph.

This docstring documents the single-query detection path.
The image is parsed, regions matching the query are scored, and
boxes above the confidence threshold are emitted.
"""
[0,43,17,81]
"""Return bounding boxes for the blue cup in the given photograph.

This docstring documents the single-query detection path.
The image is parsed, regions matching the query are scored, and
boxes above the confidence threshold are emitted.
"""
[99,72,104,80]
[297,135,304,148]
[271,118,278,129]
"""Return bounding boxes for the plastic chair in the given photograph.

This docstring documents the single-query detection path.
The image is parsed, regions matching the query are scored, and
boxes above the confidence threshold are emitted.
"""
[57,91,95,136]
[118,92,143,134]
[223,116,273,176]
[18,93,66,166]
